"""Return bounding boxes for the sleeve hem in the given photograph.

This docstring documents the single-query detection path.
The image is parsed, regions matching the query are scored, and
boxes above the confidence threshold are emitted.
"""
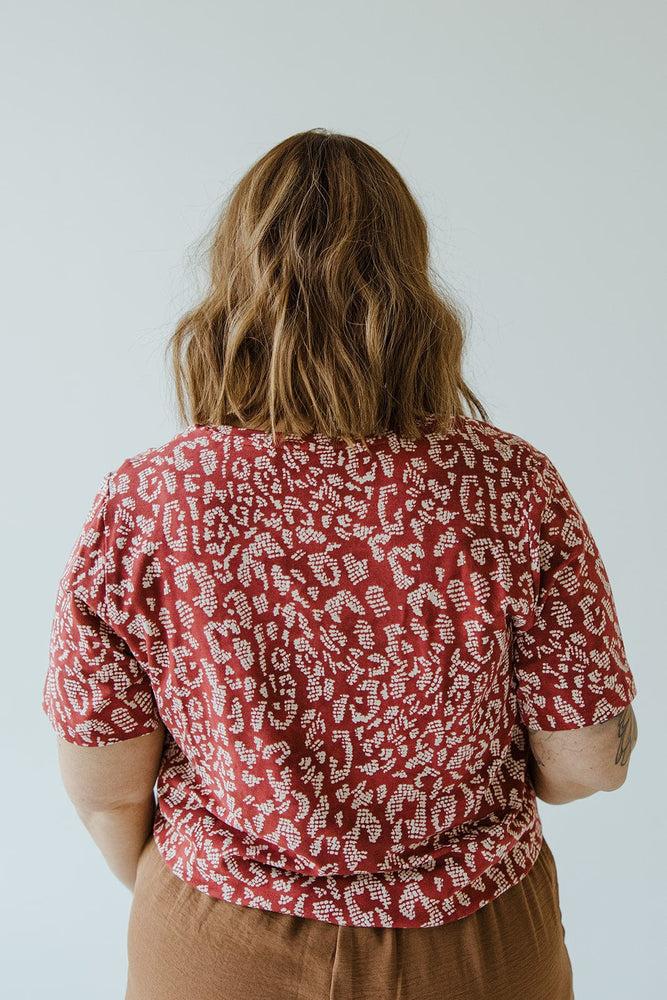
[42,698,163,746]
[520,688,636,732]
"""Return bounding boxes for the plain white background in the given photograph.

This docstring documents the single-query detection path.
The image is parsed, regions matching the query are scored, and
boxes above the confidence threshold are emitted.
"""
[1,1,664,997]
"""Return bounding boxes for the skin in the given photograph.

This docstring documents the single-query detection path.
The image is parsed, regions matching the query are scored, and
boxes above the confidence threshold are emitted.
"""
[528,704,638,803]
[54,723,166,891]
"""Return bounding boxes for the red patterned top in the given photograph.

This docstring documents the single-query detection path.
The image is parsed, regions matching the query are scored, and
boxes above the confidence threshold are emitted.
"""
[42,415,637,928]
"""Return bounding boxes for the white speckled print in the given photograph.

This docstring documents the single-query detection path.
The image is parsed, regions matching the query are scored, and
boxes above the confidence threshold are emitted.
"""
[42,415,637,928]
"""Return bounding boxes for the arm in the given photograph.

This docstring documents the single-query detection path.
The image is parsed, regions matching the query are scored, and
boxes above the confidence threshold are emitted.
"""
[55,722,166,890]
[75,793,157,891]
[527,704,638,805]
[527,746,597,804]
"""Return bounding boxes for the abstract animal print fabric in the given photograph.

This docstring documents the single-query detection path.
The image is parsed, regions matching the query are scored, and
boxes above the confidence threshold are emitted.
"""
[42,415,637,928]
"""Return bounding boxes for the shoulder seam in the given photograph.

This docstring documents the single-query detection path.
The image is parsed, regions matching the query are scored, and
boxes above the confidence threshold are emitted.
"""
[99,471,114,625]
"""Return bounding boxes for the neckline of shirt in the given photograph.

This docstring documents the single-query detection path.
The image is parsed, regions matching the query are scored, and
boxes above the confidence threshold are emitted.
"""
[190,414,468,446]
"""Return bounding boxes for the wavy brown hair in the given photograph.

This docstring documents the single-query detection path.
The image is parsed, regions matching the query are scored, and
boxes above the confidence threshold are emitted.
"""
[165,128,489,451]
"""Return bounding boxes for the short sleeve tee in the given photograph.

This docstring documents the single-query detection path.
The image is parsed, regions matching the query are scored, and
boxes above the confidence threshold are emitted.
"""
[42,415,637,928]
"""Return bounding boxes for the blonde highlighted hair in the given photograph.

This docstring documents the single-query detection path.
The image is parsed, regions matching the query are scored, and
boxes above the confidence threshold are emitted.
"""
[165,128,488,450]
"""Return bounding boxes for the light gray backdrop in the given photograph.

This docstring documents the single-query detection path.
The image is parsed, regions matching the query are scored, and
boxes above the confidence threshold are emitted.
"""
[2,1,664,997]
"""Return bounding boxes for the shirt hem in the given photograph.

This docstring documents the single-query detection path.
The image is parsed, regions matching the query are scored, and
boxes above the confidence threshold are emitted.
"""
[152,810,544,929]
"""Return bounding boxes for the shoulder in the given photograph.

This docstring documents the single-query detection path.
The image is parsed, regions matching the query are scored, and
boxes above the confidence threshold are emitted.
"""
[102,418,558,510]
[105,425,213,503]
[445,415,553,484]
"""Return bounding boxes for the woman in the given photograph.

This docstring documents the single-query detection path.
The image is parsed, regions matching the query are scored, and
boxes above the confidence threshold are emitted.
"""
[42,129,638,1000]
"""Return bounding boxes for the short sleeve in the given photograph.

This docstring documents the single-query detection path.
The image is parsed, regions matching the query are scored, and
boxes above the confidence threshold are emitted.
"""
[512,456,638,731]
[42,472,162,746]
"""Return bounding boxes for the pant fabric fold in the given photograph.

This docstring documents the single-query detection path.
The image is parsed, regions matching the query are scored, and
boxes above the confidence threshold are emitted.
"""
[125,834,575,1000]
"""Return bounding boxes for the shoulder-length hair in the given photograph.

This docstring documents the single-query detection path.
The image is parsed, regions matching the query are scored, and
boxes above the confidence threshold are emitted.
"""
[165,128,489,450]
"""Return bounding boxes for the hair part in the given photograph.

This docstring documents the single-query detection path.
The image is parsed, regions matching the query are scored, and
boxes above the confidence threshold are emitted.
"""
[165,128,489,451]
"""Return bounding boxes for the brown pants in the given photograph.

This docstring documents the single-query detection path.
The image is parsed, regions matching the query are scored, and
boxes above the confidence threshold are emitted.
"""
[126,834,575,999]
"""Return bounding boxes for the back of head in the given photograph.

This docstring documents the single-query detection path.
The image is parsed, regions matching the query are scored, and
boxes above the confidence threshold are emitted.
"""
[165,128,488,449]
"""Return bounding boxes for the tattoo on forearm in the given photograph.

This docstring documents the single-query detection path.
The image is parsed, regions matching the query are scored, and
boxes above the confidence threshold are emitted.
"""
[615,706,637,767]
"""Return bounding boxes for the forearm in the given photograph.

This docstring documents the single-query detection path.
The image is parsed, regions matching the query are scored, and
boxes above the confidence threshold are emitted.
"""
[75,792,157,891]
